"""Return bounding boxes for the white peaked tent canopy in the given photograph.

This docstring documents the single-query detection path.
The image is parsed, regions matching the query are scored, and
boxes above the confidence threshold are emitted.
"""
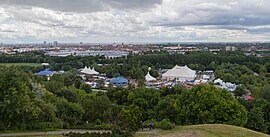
[145,72,156,82]
[214,78,224,85]
[81,66,99,75]
[91,67,99,75]
[162,65,196,81]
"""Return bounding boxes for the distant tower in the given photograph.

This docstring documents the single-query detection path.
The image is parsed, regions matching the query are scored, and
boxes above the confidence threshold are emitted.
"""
[231,46,236,51]
[225,46,231,51]
[53,41,58,46]
[80,42,83,45]
[43,41,47,45]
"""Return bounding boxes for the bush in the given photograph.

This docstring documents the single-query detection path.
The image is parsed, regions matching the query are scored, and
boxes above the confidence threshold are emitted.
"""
[63,122,70,129]
[156,119,175,130]
[95,119,102,125]
[143,119,175,130]
[70,123,112,130]
[66,132,112,137]
[93,124,112,130]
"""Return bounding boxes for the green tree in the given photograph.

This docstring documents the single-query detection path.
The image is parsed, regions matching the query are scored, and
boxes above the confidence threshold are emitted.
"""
[175,85,247,126]
[234,86,245,97]
[82,95,112,123]
[54,97,84,126]
[81,84,92,93]
[154,96,177,122]
[246,107,268,133]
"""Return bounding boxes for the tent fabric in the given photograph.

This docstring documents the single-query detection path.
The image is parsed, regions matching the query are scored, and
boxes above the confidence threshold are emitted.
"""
[36,69,54,76]
[245,96,253,101]
[214,78,223,84]
[110,77,128,84]
[81,66,99,75]
[145,72,156,82]
[162,65,196,81]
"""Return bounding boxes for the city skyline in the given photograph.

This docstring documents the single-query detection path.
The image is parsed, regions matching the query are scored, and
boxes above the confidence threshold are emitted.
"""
[1,0,270,43]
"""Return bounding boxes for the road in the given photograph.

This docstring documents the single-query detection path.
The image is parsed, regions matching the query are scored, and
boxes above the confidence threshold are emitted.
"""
[0,129,161,137]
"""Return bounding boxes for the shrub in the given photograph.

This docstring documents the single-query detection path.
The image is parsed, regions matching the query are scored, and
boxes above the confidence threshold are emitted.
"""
[93,124,112,130]
[156,119,175,130]
[95,119,102,125]
[66,132,112,137]
[143,119,175,130]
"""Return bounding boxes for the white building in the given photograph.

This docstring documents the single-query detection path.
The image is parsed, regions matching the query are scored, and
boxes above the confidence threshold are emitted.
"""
[162,65,196,82]
[225,46,237,51]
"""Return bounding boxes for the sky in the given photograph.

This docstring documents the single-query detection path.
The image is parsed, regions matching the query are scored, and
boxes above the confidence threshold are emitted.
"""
[0,0,270,43]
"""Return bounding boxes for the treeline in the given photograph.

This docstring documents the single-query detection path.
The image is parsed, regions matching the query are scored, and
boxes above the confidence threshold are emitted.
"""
[1,51,269,79]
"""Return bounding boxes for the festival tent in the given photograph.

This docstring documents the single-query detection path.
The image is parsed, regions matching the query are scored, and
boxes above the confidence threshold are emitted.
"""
[91,67,99,75]
[110,77,128,86]
[80,66,99,75]
[145,72,156,82]
[35,69,54,76]
[162,65,196,81]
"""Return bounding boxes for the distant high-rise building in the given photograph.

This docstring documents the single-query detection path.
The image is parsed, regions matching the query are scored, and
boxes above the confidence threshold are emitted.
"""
[44,41,46,44]
[225,46,237,51]
[53,41,58,46]
[231,46,236,51]
[225,46,231,51]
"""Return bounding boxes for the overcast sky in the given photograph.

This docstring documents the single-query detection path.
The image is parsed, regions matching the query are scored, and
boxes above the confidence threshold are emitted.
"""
[0,0,270,43]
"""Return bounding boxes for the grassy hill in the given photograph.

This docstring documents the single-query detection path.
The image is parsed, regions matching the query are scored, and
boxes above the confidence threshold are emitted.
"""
[136,124,270,137]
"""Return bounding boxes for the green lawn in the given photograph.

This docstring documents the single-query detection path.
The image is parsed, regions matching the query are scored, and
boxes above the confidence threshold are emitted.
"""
[136,124,270,137]
[7,135,64,137]
[0,63,42,67]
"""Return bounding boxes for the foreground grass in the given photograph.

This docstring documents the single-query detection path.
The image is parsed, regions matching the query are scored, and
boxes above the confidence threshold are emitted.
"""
[136,124,270,137]
[2,124,269,137]
[7,135,64,137]
[0,129,58,134]
[0,63,42,67]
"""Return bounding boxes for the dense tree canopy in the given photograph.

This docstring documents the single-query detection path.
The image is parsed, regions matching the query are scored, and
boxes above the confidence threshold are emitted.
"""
[175,85,247,126]
[0,51,270,135]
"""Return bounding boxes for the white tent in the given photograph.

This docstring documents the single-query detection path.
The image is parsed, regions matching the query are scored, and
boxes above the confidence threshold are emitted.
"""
[162,65,196,81]
[214,78,224,85]
[145,72,156,82]
[81,66,99,75]
[91,67,99,75]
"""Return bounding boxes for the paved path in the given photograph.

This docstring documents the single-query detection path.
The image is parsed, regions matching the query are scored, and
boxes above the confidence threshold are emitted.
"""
[0,129,161,137]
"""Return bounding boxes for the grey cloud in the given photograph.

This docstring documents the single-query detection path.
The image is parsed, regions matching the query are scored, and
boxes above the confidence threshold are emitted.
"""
[1,0,270,42]
[105,0,162,9]
[0,0,162,12]
[0,0,106,12]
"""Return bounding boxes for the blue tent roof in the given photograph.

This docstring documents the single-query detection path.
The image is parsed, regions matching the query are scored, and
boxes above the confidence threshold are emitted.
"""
[36,69,54,76]
[110,77,128,84]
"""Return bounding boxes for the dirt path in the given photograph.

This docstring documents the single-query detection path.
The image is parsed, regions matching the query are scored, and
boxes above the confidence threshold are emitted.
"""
[0,129,110,137]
